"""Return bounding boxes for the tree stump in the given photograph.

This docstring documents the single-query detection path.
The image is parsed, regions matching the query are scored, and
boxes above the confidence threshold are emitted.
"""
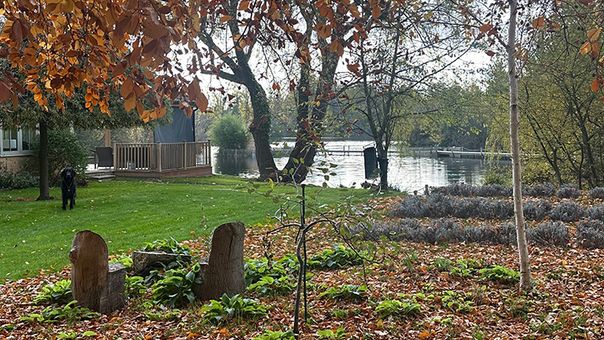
[131,251,191,276]
[194,222,246,300]
[69,230,126,314]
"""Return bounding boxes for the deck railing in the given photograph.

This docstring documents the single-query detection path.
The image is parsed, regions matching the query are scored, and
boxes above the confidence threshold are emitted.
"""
[114,141,211,172]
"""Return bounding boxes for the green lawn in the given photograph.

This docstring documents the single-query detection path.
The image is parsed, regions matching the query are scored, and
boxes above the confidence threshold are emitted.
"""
[0,175,376,281]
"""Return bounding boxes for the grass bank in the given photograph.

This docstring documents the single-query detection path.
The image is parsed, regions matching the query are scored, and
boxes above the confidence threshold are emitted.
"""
[0,175,377,281]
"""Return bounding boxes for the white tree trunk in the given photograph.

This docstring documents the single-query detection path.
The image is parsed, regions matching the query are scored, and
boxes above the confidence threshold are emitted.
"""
[507,0,531,291]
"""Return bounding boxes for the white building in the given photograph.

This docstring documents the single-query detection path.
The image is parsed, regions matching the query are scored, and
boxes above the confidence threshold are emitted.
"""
[0,126,34,173]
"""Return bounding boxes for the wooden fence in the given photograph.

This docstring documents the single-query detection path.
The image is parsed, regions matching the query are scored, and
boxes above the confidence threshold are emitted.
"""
[114,142,211,173]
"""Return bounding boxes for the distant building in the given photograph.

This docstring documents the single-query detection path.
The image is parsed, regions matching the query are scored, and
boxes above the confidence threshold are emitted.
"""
[0,125,35,173]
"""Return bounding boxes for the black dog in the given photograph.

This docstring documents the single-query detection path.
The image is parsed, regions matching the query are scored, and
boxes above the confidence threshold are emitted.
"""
[61,167,77,210]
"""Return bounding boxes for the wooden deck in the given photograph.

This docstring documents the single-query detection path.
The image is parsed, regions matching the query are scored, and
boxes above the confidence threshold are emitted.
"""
[113,142,212,178]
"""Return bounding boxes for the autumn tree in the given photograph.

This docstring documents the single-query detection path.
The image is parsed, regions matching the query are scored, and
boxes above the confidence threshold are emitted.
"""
[197,0,278,179]
[0,0,210,123]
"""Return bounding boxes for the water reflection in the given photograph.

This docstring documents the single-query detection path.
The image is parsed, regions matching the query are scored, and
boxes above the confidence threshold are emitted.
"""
[214,149,256,176]
[212,141,506,193]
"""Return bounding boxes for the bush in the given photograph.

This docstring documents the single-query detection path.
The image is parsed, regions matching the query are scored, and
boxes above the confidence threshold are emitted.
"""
[476,184,512,197]
[523,183,556,197]
[587,205,604,221]
[201,294,268,324]
[577,220,604,248]
[33,280,72,305]
[479,265,519,284]
[319,285,367,301]
[31,129,88,185]
[589,187,604,199]
[556,185,581,199]
[151,264,201,307]
[477,199,514,219]
[209,114,249,150]
[483,167,511,186]
[431,183,512,197]
[523,200,552,221]
[375,299,421,319]
[549,202,585,222]
[391,196,428,218]
[0,170,39,190]
[308,244,363,269]
[527,222,569,246]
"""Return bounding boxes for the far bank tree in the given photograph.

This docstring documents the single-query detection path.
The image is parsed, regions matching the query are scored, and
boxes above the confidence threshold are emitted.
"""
[342,1,472,189]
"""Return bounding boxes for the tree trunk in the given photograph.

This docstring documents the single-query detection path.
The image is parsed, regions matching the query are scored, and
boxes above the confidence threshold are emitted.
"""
[507,0,531,291]
[193,222,246,300]
[37,118,50,201]
[280,47,340,183]
[245,78,277,180]
[376,145,388,190]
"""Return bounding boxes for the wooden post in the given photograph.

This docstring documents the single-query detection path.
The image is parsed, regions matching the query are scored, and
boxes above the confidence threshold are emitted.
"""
[103,129,111,147]
[183,142,187,169]
[157,143,162,173]
[113,143,117,170]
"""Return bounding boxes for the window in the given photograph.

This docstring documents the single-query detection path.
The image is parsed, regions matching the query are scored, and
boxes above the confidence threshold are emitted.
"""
[0,126,35,156]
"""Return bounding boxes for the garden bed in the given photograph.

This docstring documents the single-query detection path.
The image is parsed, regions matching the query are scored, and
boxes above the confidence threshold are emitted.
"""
[2,218,604,338]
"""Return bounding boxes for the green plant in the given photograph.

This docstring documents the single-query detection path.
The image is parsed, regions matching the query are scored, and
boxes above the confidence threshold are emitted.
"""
[151,264,201,307]
[126,275,147,298]
[144,309,182,321]
[142,237,190,256]
[402,251,419,269]
[483,166,511,186]
[441,290,473,313]
[20,301,100,324]
[201,294,268,324]
[479,265,520,284]
[30,129,88,185]
[110,255,133,269]
[244,257,295,285]
[247,275,295,296]
[210,114,249,149]
[375,299,421,319]
[252,330,296,340]
[330,309,349,319]
[57,331,97,339]
[0,170,39,190]
[317,327,347,339]
[33,279,73,305]
[450,258,484,278]
[433,257,453,272]
[308,244,363,269]
[319,284,367,301]
[505,296,532,318]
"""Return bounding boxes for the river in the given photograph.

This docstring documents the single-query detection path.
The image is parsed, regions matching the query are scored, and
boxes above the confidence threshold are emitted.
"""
[212,140,500,193]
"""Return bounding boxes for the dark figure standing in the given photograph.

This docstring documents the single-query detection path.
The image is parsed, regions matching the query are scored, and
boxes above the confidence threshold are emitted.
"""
[61,167,77,210]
